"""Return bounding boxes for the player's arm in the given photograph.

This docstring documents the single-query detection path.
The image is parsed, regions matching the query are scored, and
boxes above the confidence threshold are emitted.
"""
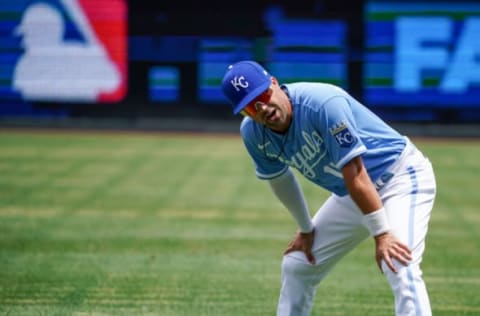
[341,156,412,273]
[240,123,314,263]
[268,168,316,264]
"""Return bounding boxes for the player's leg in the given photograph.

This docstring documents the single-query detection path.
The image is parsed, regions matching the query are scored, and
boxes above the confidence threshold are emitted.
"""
[380,155,436,316]
[277,194,369,316]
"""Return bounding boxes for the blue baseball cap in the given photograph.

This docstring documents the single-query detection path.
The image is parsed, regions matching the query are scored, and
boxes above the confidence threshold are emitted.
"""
[221,61,271,115]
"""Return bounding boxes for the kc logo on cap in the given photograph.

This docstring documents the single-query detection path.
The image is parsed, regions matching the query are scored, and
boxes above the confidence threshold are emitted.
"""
[230,75,249,92]
[221,60,271,115]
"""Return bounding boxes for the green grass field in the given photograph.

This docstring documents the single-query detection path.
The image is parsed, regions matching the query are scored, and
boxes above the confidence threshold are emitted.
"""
[0,129,479,316]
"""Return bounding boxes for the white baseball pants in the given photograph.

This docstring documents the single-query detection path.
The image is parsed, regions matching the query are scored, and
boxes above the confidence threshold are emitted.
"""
[277,142,436,316]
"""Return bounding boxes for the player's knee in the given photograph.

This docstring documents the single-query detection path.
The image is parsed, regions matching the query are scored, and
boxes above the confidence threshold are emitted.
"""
[279,255,317,315]
[282,256,299,278]
[383,260,423,289]
[282,253,316,279]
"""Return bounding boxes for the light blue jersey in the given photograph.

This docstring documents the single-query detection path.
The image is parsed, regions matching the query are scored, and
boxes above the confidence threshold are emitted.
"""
[240,82,406,196]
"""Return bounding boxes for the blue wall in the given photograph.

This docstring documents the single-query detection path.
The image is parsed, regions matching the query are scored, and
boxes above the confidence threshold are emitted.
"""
[1,0,480,123]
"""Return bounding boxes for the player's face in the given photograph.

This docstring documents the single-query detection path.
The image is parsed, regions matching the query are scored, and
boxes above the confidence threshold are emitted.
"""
[240,78,292,133]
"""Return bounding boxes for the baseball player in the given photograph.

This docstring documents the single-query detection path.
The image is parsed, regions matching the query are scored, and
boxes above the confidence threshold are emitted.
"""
[221,60,436,316]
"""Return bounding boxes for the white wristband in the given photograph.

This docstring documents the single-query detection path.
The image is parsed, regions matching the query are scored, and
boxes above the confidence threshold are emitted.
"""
[364,207,390,236]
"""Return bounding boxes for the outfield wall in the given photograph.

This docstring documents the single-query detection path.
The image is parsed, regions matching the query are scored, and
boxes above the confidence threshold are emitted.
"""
[1,0,480,129]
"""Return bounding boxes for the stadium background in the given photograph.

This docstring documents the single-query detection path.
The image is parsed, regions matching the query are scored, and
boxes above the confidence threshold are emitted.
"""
[1,2,479,314]
[1,0,479,136]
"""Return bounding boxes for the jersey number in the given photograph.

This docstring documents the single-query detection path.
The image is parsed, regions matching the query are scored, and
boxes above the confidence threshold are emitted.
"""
[323,163,343,178]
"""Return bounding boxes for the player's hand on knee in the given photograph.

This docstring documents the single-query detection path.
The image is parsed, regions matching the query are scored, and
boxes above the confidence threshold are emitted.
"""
[284,229,316,264]
[374,232,412,273]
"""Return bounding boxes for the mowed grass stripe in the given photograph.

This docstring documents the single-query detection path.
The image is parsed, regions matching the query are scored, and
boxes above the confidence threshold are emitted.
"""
[0,131,479,315]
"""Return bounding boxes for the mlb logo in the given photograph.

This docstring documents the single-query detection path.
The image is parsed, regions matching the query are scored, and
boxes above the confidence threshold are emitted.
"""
[6,0,127,103]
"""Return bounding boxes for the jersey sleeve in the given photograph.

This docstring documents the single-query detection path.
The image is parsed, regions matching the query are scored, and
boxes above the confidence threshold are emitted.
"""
[317,96,367,169]
[240,119,288,180]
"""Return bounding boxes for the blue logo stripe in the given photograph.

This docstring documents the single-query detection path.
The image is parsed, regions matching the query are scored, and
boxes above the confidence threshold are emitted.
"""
[406,166,422,315]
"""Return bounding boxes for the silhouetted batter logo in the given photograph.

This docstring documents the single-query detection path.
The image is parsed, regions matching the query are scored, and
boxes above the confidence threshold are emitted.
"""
[12,0,127,103]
